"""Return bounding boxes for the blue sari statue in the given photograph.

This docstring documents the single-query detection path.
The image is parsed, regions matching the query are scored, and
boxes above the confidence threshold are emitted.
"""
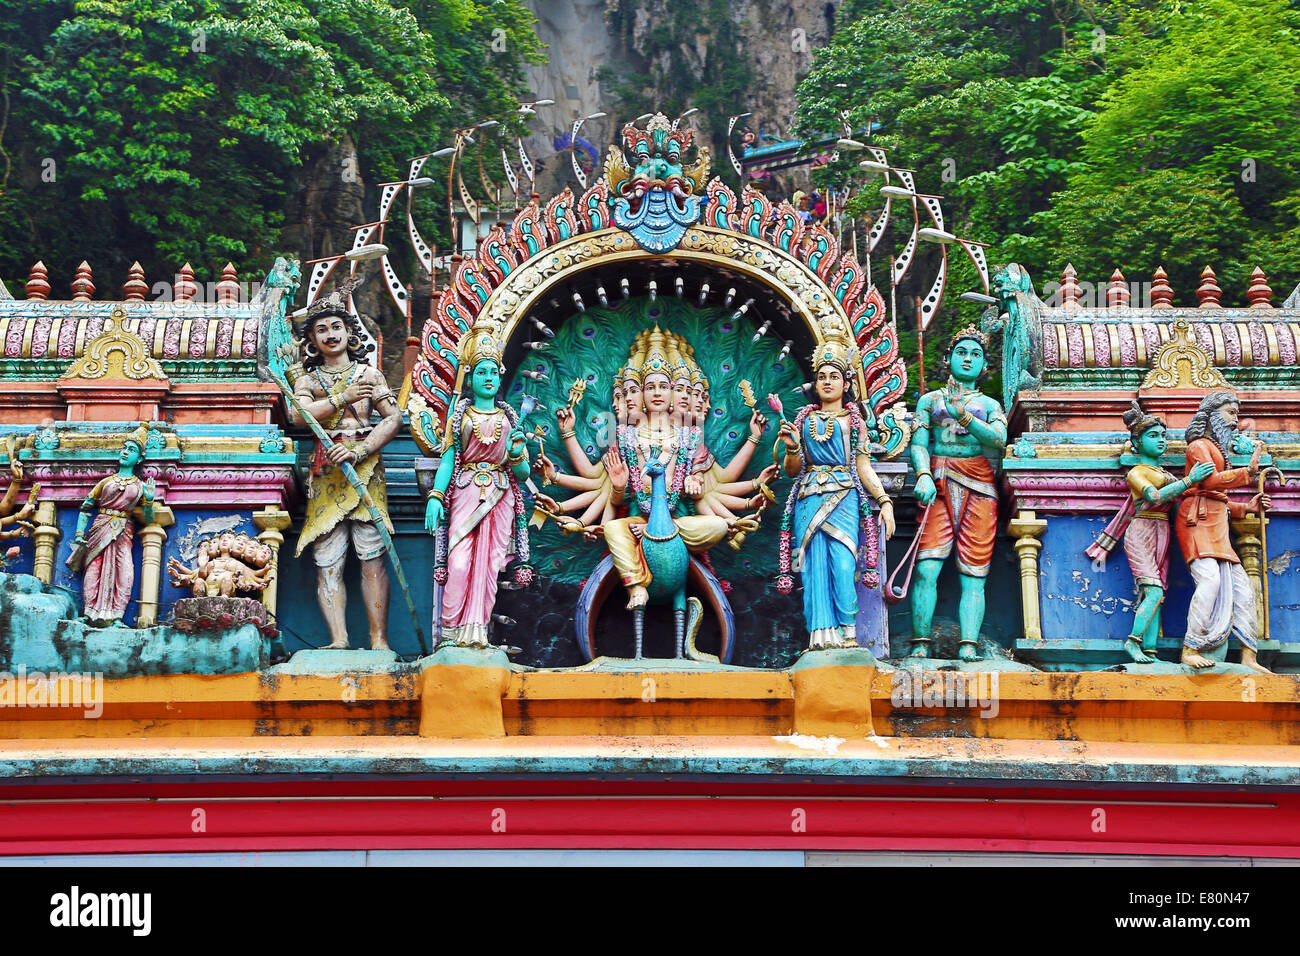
[775,334,896,650]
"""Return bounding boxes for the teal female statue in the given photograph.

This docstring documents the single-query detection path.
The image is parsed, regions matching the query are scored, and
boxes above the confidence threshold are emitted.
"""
[775,332,896,650]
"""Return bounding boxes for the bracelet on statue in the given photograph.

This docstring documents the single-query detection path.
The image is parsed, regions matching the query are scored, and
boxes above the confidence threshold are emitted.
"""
[507,452,526,466]
[918,470,933,482]
[958,411,974,428]
[428,488,445,503]
[746,434,761,445]
[559,429,576,439]
[330,392,345,410]
[875,494,891,506]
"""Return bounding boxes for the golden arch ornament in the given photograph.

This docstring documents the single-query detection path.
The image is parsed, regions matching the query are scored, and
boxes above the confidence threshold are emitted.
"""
[411,177,909,458]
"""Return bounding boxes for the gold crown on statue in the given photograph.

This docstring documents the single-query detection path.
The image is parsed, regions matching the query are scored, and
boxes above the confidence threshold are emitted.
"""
[950,324,990,351]
[809,329,860,375]
[460,317,504,369]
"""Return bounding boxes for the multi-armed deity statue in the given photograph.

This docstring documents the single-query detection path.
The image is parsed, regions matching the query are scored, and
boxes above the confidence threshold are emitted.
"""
[289,289,401,651]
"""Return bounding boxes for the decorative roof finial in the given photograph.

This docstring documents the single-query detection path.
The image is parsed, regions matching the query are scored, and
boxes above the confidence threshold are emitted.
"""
[25,261,50,301]
[123,262,148,302]
[1151,266,1174,309]
[1106,268,1129,308]
[216,262,239,304]
[1060,263,1081,311]
[1246,266,1272,309]
[174,262,198,303]
[70,261,95,301]
[1196,265,1222,308]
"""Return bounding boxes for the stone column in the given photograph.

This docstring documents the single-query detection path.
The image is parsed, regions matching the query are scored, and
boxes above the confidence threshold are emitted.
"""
[253,507,293,618]
[134,503,174,627]
[1007,510,1049,641]
[31,500,60,584]
[1231,514,1265,639]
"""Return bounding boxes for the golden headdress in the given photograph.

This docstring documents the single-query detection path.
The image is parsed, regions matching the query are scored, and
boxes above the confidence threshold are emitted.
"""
[123,423,151,453]
[810,328,860,376]
[638,326,674,382]
[950,323,990,352]
[460,316,504,370]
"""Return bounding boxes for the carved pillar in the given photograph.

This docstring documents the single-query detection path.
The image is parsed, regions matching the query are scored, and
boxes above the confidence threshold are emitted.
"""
[134,503,174,627]
[253,507,293,618]
[31,500,60,584]
[1007,510,1049,641]
[1231,514,1265,639]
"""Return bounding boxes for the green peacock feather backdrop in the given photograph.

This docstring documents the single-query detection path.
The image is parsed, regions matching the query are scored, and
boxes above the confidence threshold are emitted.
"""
[505,296,805,585]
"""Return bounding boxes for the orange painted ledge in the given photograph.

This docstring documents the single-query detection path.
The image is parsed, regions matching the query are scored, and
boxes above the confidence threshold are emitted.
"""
[0,666,1298,746]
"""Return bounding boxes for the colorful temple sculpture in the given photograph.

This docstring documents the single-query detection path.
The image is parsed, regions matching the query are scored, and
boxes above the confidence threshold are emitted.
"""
[2,117,1300,861]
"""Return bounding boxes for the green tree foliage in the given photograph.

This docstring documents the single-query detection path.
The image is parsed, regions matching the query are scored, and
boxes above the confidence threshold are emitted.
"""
[796,0,1300,392]
[0,0,543,294]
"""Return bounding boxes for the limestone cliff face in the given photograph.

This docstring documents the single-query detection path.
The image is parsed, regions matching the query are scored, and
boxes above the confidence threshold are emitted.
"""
[522,0,841,194]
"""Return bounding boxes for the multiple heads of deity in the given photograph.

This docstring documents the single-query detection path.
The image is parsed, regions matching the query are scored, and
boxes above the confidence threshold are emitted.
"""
[612,326,710,427]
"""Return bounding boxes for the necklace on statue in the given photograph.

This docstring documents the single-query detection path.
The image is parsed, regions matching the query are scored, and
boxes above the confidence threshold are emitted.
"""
[466,406,503,444]
[809,410,840,443]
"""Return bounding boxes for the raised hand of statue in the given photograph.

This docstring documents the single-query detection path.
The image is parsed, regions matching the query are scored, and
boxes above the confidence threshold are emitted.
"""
[534,450,558,483]
[756,463,778,489]
[143,476,156,502]
[7,456,21,482]
[603,449,629,493]
[342,381,375,405]
[915,473,938,506]
[424,495,444,534]
[1188,461,1215,484]
[684,474,704,497]
[748,410,768,441]
[556,406,576,433]
[1249,441,1264,475]
[508,428,528,459]
[777,419,799,452]
[1249,493,1272,515]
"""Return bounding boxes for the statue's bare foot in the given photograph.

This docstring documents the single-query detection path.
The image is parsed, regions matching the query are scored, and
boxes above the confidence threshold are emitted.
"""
[370,637,391,652]
[626,585,648,610]
[1124,638,1155,664]
[325,639,350,650]
[958,641,981,663]
[1181,650,1216,669]
[908,639,930,659]
[1241,652,1272,675]
[630,524,645,540]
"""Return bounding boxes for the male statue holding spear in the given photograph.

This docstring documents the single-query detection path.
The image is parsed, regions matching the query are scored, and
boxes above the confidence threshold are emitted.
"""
[289,298,402,650]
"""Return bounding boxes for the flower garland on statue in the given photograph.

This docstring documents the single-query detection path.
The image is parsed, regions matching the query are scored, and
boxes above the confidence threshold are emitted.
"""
[619,424,701,515]
[775,400,879,594]
[432,397,532,587]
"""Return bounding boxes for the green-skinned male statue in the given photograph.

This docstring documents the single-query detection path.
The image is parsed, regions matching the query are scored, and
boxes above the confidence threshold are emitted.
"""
[907,326,1007,662]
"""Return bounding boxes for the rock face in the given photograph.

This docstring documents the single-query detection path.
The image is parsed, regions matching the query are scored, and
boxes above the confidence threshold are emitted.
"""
[0,572,268,676]
[522,0,841,194]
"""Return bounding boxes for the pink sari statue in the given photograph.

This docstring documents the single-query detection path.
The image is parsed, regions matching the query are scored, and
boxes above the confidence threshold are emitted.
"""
[68,425,158,626]
[440,407,524,646]
[424,343,534,649]
[80,477,146,622]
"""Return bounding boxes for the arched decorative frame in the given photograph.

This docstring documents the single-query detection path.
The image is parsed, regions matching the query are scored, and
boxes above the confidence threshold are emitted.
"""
[411,182,908,457]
